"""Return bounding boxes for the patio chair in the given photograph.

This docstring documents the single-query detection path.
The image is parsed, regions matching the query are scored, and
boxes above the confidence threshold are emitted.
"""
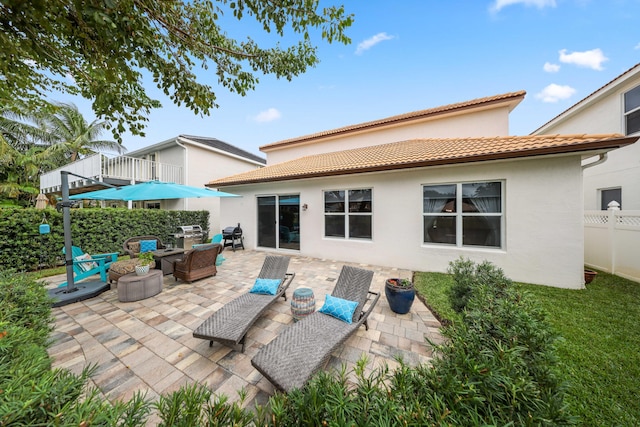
[57,246,119,288]
[193,255,295,352]
[251,265,379,392]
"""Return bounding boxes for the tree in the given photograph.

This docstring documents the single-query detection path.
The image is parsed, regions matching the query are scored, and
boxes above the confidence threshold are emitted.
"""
[36,102,124,162]
[0,134,52,206]
[0,0,353,141]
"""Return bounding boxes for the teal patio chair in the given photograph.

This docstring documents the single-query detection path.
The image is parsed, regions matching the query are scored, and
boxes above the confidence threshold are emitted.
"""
[211,233,226,266]
[57,246,119,288]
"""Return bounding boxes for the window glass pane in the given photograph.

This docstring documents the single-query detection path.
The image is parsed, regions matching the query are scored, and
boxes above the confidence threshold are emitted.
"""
[325,215,345,237]
[349,215,372,239]
[348,189,372,212]
[424,216,456,244]
[601,188,622,210]
[423,184,456,213]
[324,191,345,213]
[626,109,640,135]
[624,85,640,112]
[463,216,501,247]
[462,182,501,213]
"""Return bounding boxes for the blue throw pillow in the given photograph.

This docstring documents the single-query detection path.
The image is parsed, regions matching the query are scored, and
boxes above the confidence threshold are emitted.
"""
[139,240,157,253]
[249,278,281,295]
[318,294,358,324]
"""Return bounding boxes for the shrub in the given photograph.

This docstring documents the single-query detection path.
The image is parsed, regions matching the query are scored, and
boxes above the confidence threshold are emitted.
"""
[448,257,512,312]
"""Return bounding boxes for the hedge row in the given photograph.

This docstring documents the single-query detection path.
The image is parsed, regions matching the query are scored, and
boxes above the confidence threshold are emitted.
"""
[0,208,209,272]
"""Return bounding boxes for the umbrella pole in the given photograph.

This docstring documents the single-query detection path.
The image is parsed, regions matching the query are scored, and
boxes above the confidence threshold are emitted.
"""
[48,171,113,307]
[61,171,76,292]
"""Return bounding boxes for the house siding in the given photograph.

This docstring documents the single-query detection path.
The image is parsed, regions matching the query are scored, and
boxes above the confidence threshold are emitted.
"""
[219,155,585,289]
[534,69,640,210]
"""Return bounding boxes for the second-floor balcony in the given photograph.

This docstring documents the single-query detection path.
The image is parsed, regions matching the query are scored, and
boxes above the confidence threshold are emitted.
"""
[40,154,184,195]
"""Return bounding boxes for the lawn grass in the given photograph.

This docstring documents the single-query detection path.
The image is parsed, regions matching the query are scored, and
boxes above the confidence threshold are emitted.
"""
[414,269,640,426]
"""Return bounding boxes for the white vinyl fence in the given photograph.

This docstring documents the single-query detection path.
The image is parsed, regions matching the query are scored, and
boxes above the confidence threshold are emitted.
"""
[584,208,640,283]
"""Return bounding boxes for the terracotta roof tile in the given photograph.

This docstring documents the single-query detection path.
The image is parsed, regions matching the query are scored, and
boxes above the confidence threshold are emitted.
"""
[260,91,526,151]
[207,134,637,187]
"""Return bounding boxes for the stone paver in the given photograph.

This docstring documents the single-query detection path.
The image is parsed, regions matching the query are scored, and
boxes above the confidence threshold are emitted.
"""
[44,250,443,420]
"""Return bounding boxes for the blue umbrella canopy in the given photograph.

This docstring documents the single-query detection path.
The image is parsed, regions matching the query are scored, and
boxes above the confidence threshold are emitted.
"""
[69,180,240,201]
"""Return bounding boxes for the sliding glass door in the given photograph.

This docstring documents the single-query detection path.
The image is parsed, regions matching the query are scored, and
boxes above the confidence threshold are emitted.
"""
[257,195,300,250]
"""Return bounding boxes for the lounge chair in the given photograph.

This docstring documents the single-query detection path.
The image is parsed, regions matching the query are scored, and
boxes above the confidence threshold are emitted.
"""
[57,246,119,288]
[251,265,379,392]
[192,255,295,352]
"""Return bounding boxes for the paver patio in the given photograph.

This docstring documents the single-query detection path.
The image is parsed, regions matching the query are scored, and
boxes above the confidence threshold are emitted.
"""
[45,249,443,422]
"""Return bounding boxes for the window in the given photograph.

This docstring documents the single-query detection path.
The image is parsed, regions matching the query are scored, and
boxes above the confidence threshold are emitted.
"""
[324,189,372,239]
[624,85,640,135]
[423,181,502,248]
[600,188,621,210]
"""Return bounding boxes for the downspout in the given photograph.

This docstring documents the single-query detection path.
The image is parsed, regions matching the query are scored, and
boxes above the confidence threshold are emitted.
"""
[582,153,607,170]
[175,138,188,210]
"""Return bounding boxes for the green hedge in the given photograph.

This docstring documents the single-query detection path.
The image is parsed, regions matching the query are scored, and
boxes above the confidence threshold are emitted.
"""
[0,208,209,272]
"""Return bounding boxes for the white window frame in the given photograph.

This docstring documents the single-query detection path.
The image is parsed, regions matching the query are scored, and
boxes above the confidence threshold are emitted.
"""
[422,181,504,249]
[624,84,640,135]
[323,188,373,240]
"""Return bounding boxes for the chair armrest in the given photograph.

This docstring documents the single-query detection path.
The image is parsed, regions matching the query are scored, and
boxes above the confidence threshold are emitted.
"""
[93,252,119,262]
[358,291,380,324]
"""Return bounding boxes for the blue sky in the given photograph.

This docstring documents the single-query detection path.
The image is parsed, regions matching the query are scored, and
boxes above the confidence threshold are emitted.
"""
[62,0,640,157]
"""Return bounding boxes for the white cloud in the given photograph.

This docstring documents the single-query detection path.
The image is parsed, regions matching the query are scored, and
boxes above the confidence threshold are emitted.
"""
[253,108,281,123]
[535,83,576,103]
[22,59,37,67]
[558,48,608,70]
[355,32,394,55]
[635,42,640,50]
[543,62,560,73]
[490,0,556,13]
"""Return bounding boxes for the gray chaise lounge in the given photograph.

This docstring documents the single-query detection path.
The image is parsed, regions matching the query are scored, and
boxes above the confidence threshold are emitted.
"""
[251,265,379,392]
[192,255,295,352]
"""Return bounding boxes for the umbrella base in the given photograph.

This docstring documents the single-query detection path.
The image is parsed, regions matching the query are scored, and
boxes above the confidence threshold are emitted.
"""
[48,280,110,307]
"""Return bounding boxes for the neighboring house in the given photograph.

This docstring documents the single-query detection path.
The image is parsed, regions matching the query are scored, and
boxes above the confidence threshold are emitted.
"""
[40,135,265,232]
[533,63,640,210]
[207,93,637,289]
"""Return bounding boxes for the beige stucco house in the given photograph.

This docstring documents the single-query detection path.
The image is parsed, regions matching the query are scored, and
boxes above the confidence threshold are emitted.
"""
[40,135,265,232]
[533,63,640,210]
[208,93,637,289]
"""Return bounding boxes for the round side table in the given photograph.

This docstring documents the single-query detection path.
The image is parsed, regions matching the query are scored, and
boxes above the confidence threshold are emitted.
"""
[117,269,163,302]
[291,287,315,322]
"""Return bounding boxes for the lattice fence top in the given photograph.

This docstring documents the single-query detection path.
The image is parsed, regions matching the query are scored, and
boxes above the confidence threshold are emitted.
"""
[584,213,608,224]
[584,211,640,227]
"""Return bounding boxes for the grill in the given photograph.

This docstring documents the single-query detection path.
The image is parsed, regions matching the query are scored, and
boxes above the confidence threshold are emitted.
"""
[174,225,203,250]
[222,223,244,251]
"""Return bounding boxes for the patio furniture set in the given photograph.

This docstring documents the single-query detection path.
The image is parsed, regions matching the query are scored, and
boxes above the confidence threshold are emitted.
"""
[59,235,223,302]
[58,237,380,393]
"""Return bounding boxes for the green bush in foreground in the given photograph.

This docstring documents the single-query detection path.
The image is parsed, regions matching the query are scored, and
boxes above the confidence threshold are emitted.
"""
[3,260,572,425]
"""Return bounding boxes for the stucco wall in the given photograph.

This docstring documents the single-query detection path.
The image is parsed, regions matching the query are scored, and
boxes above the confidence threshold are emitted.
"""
[219,155,585,289]
[535,76,640,210]
[264,107,511,164]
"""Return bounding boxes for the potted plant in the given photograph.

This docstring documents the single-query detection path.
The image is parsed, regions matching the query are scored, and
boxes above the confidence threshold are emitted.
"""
[384,277,415,314]
[135,252,154,276]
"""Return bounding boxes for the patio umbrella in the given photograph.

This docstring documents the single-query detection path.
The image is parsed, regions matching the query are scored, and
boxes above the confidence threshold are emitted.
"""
[69,180,240,201]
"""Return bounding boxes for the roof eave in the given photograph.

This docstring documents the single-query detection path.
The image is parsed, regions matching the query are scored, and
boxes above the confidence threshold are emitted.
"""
[210,136,638,187]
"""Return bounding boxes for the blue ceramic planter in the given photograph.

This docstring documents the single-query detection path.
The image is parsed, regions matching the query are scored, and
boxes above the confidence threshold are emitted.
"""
[385,278,415,314]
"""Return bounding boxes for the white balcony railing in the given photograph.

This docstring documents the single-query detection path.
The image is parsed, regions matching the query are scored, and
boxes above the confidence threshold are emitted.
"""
[40,154,184,193]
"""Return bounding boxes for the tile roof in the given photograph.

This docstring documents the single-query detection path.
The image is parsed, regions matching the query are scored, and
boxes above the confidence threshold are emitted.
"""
[532,63,640,134]
[207,134,637,187]
[179,135,266,164]
[260,91,527,152]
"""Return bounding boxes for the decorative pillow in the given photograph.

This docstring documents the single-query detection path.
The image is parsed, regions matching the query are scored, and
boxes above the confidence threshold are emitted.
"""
[75,253,97,272]
[127,241,141,254]
[318,294,358,324]
[249,278,281,295]
[139,240,157,253]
